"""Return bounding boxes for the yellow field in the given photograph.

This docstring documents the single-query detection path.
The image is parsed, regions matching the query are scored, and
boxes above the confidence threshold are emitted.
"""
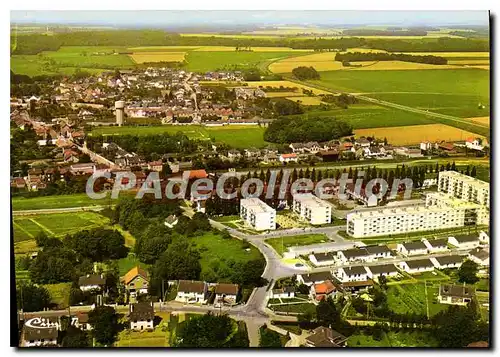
[285,96,323,105]
[269,52,345,73]
[354,124,486,145]
[469,65,490,70]
[191,46,312,52]
[244,80,330,95]
[402,52,490,58]
[346,61,464,70]
[129,52,186,63]
[468,117,490,127]
[264,91,302,98]
[448,59,490,65]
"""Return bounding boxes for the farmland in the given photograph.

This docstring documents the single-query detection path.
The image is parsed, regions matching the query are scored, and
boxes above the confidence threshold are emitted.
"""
[91,124,268,149]
[354,123,486,145]
[12,193,106,211]
[386,282,448,317]
[129,52,186,63]
[244,80,329,95]
[285,96,324,105]
[265,234,329,256]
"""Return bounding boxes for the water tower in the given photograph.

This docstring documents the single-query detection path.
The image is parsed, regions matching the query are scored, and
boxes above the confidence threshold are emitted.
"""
[115,100,125,126]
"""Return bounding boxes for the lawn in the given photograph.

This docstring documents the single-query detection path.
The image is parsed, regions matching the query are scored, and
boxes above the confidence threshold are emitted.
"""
[265,234,329,256]
[12,193,107,211]
[42,282,72,309]
[118,253,149,276]
[347,331,438,347]
[387,282,448,318]
[269,303,317,314]
[91,124,268,149]
[191,233,263,278]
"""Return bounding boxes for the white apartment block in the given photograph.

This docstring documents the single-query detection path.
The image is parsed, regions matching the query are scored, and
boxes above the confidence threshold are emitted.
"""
[292,193,332,225]
[438,171,489,208]
[240,198,276,231]
[426,191,489,226]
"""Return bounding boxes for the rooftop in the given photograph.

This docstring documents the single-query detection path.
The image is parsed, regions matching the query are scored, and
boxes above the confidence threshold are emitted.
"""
[240,197,275,214]
[405,258,434,269]
[439,284,475,298]
[367,264,398,275]
[293,193,331,209]
[178,280,205,294]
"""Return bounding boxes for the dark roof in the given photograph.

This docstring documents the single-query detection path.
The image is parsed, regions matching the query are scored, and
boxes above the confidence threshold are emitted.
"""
[178,280,205,293]
[340,248,368,259]
[452,234,479,243]
[342,280,374,288]
[78,274,105,286]
[273,286,296,295]
[312,252,335,262]
[426,238,448,248]
[299,272,334,283]
[215,283,239,295]
[439,284,475,298]
[365,245,392,255]
[469,248,489,261]
[406,259,434,269]
[342,266,367,276]
[434,255,465,266]
[24,326,58,341]
[367,264,398,275]
[306,326,347,347]
[129,302,154,321]
[401,241,427,250]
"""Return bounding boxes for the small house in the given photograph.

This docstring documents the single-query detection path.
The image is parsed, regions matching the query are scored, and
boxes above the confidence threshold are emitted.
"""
[129,302,154,331]
[270,286,296,299]
[78,274,105,292]
[397,241,428,256]
[448,235,480,249]
[431,255,465,269]
[399,259,434,274]
[311,280,336,301]
[366,264,399,281]
[309,252,336,267]
[214,283,239,307]
[438,284,475,306]
[121,266,149,298]
[468,247,490,267]
[176,280,207,304]
[336,266,368,283]
[305,327,347,347]
[423,238,449,253]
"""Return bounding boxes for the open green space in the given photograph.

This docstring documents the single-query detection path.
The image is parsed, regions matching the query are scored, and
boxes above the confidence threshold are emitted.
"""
[12,193,107,211]
[117,253,149,276]
[347,330,439,347]
[184,51,298,72]
[91,125,268,149]
[192,233,263,278]
[265,234,329,256]
[307,69,489,120]
[387,282,448,318]
[42,282,72,309]
[269,302,317,314]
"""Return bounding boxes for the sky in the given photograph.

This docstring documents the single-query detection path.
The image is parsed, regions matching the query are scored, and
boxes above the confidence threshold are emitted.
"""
[10,10,489,28]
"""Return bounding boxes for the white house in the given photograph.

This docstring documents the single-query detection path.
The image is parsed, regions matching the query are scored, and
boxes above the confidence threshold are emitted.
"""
[240,197,276,231]
[309,252,336,267]
[337,248,369,264]
[365,245,393,261]
[297,272,335,286]
[465,138,485,151]
[468,247,489,267]
[399,259,435,274]
[310,280,336,302]
[129,302,154,331]
[438,284,475,306]
[366,264,399,281]
[431,255,465,269]
[214,283,239,307]
[336,266,368,283]
[279,153,298,163]
[423,238,449,253]
[270,286,296,299]
[448,235,480,249]
[78,274,105,292]
[397,241,428,256]
[176,280,207,304]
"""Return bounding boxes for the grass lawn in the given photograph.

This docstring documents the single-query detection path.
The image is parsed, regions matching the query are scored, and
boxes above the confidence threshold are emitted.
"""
[269,303,316,314]
[475,278,489,292]
[348,331,439,347]
[118,253,149,276]
[271,322,302,335]
[265,234,329,256]
[191,233,263,278]
[91,125,268,149]
[12,193,107,211]
[42,282,72,309]
[387,282,448,318]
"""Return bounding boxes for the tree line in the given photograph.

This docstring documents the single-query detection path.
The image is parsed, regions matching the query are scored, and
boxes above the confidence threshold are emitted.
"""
[335,51,448,65]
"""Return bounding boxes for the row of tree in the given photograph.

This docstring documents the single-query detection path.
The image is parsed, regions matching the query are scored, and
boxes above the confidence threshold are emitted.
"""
[335,51,448,65]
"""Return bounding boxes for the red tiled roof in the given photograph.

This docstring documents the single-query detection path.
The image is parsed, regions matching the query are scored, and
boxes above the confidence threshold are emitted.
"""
[188,169,208,180]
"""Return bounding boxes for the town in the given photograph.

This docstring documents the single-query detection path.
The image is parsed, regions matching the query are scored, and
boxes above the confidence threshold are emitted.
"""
[11,11,490,349]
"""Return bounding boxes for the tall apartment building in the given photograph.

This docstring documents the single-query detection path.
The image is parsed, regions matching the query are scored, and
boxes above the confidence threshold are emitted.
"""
[293,193,332,225]
[240,198,276,231]
[438,171,489,207]
[426,191,489,225]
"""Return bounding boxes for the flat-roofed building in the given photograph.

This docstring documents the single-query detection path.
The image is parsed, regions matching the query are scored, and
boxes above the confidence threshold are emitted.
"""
[293,193,332,225]
[240,198,276,231]
[438,171,489,208]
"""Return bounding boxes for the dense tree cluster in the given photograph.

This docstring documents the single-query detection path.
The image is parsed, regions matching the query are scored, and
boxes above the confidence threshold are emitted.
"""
[259,325,283,347]
[88,305,122,346]
[291,66,320,80]
[264,117,353,143]
[335,52,448,65]
[320,94,358,109]
[16,282,51,312]
[173,313,248,347]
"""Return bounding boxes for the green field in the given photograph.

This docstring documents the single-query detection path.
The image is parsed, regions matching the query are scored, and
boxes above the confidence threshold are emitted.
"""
[265,234,329,256]
[12,193,107,211]
[91,125,268,149]
[387,282,448,317]
[42,282,72,309]
[192,233,263,279]
[118,253,149,276]
[13,211,111,255]
[308,69,490,120]
[347,331,439,347]
[184,51,298,72]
